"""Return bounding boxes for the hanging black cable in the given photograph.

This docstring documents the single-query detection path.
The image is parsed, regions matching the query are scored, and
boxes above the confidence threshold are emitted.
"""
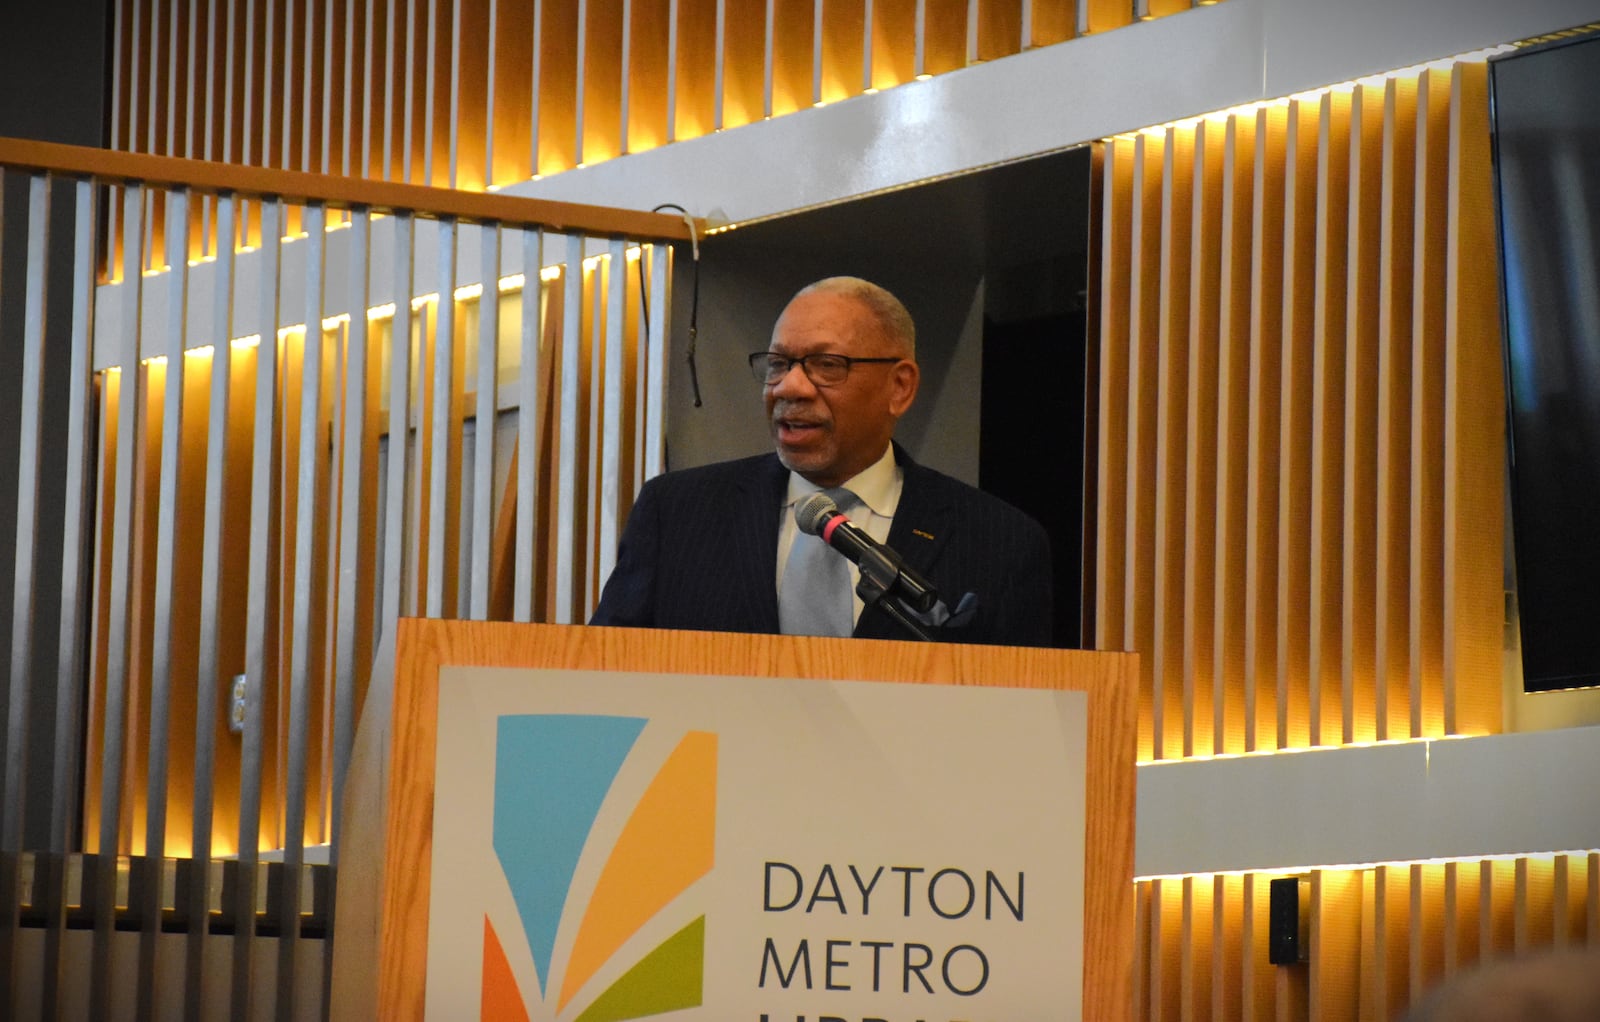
[640,203,703,407]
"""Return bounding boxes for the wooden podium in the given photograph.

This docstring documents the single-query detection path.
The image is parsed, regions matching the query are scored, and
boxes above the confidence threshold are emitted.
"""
[332,619,1138,1020]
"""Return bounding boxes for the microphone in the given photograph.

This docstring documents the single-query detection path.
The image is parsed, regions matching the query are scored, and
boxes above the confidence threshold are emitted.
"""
[795,493,939,613]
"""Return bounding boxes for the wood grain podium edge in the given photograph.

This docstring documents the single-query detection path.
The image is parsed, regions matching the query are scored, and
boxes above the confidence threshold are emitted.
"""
[377,620,1138,1020]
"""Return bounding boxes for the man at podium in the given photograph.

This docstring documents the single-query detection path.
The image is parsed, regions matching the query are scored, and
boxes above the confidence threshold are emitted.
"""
[590,276,1054,646]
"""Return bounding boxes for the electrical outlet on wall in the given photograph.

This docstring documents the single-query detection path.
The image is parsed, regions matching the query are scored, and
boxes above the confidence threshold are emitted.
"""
[229,675,248,735]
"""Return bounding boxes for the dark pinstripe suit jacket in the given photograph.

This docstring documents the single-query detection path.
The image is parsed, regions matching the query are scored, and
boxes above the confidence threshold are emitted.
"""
[589,445,1054,646]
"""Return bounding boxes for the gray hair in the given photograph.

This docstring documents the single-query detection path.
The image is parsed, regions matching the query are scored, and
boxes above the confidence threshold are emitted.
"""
[794,276,916,359]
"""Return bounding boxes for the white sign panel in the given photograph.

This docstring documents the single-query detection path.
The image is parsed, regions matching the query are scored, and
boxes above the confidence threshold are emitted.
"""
[426,667,1088,1021]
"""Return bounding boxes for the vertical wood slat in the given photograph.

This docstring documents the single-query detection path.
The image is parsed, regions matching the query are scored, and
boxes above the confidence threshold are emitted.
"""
[1276,96,1318,752]
[818,0,865,105]
[330,209,371,869]
[1212,112,1254,758]
[1148,877,1181,1020]
[185,191,236,1021]
[262,0,282,186]
[433,0,458,187]
[1308,88,1350,748]
[1442,60,1503,737]
[1180,875,1214,1017]
[583,259,604,610]
[1152,126,1192,761]
[1,176,47,839]
[232,197,284,1022]
[674,0,718,139]
[470,225,502,619]
[91,181,148,1021]
[39,179,102,1019]
[1587,853,1599,944]
[1244,103,1285,753]
[399,0,420,181]
[1311,870,1363,1021]
[421,0,441,185]
[425,219,457,617]
[1482,859,1518,959]
[921,0,965,76]
[0,172,50,1018]
[1243,874,1278,1021]
[1132,875,1151,1022]
[1368,864,1409,1020]
[554,235,584,622]
[1375,76,1418,742]
[381,216,415,628]
[1409,862,1446,1005]
[316,308,343,851]
[514,230,544,622]
[137,185,192,1022]
[455,0,491,188]
[408,297,434,620]
[573,0,591,166]
[629,248,647,494]
[318,0,339,178]
[597,239,628,587]
[537,0,579,172]
[643,243,671,481]
[1123,132,1163,760]
[343,0,362,178]
[1515,858,1556,953]
[579,0,624,166]
[1409,67,1450,741]
[277,203,329,1020]
[1183,118,1222,759]
[1094,134,1132,663]
[1212,874,1244,1021]
[1342,81,1383,746]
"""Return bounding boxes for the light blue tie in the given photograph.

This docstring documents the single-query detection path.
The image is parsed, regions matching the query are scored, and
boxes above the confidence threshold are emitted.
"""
[779,488,860,637]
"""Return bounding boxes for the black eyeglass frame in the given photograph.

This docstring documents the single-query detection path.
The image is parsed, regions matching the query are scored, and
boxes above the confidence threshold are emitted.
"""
[747,351,903,386]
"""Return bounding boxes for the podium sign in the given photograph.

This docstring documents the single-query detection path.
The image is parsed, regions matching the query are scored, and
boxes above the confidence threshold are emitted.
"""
[427,667,1089,1019]
[334,621,1136,1021]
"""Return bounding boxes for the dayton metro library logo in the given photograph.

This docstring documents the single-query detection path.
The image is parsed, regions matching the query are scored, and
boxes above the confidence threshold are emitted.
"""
[483,715,717,1021]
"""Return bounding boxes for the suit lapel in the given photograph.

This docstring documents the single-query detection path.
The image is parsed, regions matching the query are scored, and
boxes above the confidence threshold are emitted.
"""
[730,454,786,632]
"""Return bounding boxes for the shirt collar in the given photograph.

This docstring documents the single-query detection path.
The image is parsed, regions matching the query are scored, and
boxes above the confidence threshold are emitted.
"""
[783,443,900,517]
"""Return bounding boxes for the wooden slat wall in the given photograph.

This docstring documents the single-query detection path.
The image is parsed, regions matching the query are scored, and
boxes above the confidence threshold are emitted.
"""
[1134,853,1600,1021]
[105,0,1191,210]
[0,153,678,1012]
[84,233,668,866]
[1096,59,1505,761]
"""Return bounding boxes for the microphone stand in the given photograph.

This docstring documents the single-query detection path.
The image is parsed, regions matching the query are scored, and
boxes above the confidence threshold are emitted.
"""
[854,547,935,642]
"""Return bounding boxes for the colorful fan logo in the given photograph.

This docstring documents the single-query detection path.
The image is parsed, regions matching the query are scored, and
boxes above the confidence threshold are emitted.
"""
[482,715,717,1021]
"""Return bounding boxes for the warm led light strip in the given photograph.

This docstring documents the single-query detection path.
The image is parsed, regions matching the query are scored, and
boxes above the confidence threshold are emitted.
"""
[107,262,583,365]
[1135,733,1477,767]
[1135,848,1600,882]
[1110,43,1519,143]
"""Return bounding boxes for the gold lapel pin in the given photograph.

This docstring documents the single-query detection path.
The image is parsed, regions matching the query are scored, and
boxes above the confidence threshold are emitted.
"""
[912,528,935,541]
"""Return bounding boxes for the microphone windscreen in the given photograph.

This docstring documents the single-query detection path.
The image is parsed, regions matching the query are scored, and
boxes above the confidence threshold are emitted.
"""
[795,492,838,536]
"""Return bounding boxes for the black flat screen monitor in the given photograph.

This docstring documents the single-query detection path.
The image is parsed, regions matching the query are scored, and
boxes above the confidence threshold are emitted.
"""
[1490,30,1600,692]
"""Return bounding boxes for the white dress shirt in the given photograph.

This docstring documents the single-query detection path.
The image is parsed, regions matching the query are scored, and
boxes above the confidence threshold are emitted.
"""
[775,444,904,628]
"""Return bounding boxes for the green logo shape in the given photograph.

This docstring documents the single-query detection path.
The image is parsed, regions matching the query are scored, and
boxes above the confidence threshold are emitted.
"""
[573,916,706,1022]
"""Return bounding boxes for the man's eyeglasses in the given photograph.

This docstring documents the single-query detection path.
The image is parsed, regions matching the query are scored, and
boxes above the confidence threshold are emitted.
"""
[748,352,900,387]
